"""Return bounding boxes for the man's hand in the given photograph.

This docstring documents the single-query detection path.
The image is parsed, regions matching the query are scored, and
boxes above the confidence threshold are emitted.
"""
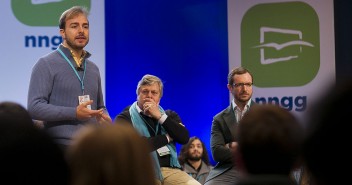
[76,100,103,120]
[165,134,173,143]
[96,109,112,126]
[226,141,238,152]
[143,98,162,119]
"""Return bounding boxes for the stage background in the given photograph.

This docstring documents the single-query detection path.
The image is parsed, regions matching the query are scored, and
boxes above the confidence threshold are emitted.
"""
[106,0,229,165]
[1,0,351,166]
[106,0,343,165]
[228,0,335,122]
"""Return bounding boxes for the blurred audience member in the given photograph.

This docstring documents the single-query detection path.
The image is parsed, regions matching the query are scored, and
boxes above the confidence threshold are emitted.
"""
[234,104,304,185]
[294,165,311,185]
[178,136,213,184]
[0,116,70,185]
[303,81,352,185]
[67,123,155,185]
[0,101,33,125]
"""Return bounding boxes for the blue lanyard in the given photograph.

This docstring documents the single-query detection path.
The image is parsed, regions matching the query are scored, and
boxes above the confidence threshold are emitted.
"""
[57,48,87,94]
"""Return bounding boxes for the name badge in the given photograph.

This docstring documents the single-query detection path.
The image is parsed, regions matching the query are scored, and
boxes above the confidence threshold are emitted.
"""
[157,146,170,156]
[78,95,91,110]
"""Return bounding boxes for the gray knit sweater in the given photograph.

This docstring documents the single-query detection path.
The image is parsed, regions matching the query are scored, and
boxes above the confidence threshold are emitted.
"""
[27,44,107,145]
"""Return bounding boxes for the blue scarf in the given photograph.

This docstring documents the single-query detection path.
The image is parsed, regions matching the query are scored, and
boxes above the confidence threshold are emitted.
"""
[129,101,181,181]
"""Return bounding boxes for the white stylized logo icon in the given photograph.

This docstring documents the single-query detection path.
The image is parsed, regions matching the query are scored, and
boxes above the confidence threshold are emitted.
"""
[31,0,63,5]
[253,27,314,65]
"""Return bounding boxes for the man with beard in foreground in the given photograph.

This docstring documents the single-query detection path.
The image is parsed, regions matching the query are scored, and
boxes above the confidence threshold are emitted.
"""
[204,67,256,185]
[178,136,213,184]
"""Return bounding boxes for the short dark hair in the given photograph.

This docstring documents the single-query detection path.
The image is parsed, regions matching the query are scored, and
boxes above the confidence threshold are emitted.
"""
[59,6,89,29]
[227,67,253,86]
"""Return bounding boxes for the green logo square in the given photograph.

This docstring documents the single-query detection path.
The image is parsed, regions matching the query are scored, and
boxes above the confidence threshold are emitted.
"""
[241,1,320,87]
[11,0,91,26]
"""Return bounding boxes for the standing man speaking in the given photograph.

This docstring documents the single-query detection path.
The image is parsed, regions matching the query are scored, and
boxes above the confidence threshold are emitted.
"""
[27,6,111,150]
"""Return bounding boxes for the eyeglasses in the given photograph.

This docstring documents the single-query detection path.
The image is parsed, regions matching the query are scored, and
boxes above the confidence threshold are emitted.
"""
[232,83,253,88]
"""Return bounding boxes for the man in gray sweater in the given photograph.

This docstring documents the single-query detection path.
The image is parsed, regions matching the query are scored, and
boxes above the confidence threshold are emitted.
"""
[27,6,111,150]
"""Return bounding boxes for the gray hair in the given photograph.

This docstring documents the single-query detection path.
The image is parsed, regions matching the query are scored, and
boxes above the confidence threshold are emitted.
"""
[136,74,164,98]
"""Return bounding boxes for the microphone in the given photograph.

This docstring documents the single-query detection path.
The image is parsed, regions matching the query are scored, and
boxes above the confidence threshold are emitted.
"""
[76,65,84,71]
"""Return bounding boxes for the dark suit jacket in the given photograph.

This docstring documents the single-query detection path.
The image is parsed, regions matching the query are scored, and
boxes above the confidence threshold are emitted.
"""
[205,100,256,182]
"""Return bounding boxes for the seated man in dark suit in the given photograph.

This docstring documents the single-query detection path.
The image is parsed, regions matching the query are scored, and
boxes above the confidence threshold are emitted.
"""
[205,67,256,185]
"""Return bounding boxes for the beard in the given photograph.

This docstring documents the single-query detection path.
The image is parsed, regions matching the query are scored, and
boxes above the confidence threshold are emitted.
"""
[187,153,202,161]
[65,35,89,51]
[235,92,251,103]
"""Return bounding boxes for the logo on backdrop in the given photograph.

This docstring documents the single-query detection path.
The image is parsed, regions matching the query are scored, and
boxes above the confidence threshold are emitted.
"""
[11,0,91,50]
[241,1,320,87]
[11,0,91,26]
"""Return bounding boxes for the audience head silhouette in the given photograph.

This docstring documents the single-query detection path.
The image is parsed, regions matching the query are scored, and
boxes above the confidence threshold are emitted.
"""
[67,123,155,185]
[236,104,304,176]
[0,106,69,185]
[303,81,352,185]
[0,101,33,125]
